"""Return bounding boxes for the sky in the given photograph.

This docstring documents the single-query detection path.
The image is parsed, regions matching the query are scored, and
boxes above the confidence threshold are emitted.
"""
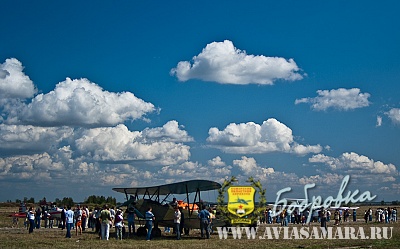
[0,0,399,203]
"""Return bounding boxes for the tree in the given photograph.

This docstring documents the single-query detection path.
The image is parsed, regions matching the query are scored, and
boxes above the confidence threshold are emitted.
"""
[60,197,74,207]
[54,198,61,205]
[246,177,266,224]
[106,196,116,205]
[217,176,238,223]
[84,195,116,205]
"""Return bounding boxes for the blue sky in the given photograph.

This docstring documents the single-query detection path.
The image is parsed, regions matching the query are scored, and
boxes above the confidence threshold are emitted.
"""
[1,1,399,203]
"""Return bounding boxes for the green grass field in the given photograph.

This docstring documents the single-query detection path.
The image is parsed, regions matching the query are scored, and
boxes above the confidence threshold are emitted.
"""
[1,206,400,249]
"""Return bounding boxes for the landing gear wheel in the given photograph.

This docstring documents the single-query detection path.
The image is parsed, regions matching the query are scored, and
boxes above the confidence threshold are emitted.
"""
[152,227,161,237]
[136,226,147,237]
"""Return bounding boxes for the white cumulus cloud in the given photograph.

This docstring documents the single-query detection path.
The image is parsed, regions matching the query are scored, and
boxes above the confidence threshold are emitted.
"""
[233,156,275,177]
[309,152,398,176]
[140,120,193,142]
[295,88,370,111]
[0,152,65,180]
[0,124,73,154]
[0,58,37,99]
[75,124,191,165]
[7,77,156,127]
[386,108,400,125]
[170,40,304,85]
[207,118,322,155]
[299,173,344,185]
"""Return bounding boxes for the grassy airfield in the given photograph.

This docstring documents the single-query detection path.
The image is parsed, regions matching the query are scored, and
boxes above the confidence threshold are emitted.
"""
[1,206,400,249]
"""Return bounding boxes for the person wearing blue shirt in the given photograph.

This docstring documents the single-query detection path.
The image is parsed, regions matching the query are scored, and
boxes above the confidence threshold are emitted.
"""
[65,206,74,238]
[127,205,136,236]
[198,205,211,239]
[145,207,155,241]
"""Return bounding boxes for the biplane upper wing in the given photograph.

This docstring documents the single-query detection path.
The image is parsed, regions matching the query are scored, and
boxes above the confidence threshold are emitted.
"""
[112,179,221,196]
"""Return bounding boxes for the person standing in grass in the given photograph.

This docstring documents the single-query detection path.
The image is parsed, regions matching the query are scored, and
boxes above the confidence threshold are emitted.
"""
[198,205,211,239]
[65,206,74,238]
[81,206,88,232]
[173,206,181,240]
[334,209,340,226]
[74,204,82,236]
[179,207,185,236]
[319,207,327,232]
[100,204,112,240]
[27,207,35,234]
[60,206,66,230]
[12,213,18,228]
[35,207,42,229]
[114,210,124,240]
[126,205,136,236]
[145,207,155,241]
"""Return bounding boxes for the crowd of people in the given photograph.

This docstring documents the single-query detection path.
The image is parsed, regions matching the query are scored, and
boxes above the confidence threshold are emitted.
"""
[17,200,399,242]
[21,203,121,240]
[363,207,397,223]
[19,199,215,241]
[165,198,214,240]
[261,206,398,227]
[21,205,59,231]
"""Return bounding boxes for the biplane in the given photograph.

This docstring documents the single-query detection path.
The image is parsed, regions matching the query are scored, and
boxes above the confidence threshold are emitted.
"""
[112,179,226,237]
[8,200,62,219]
[8,202,28,218]
[39,198,63,219]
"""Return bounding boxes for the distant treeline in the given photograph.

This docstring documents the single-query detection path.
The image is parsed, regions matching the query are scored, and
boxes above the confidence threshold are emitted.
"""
[84,195,116,206]
[5,195,117,207]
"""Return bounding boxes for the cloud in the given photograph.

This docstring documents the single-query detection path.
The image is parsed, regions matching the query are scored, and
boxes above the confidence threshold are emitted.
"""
[207,156,232,175]
[390,183,400,194]
[170,40,304,85]
[74,124,191,165]
[0,146,104,185]
[299,173,344,185]
[207,118,322,155]
[385,108,400,125]
[295,88,371,111]
[136,159,233,186]
[140,120,193,142]
[233,156,275,177]
[0,120,195,184]
[4,77,156,127]
[309,152,398,176]
[229,156,304,193]
[0,58,37,99]
[376,116,382,127]
[0,152,66,180]
[208,156,226,167]
[0,124,73,155]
